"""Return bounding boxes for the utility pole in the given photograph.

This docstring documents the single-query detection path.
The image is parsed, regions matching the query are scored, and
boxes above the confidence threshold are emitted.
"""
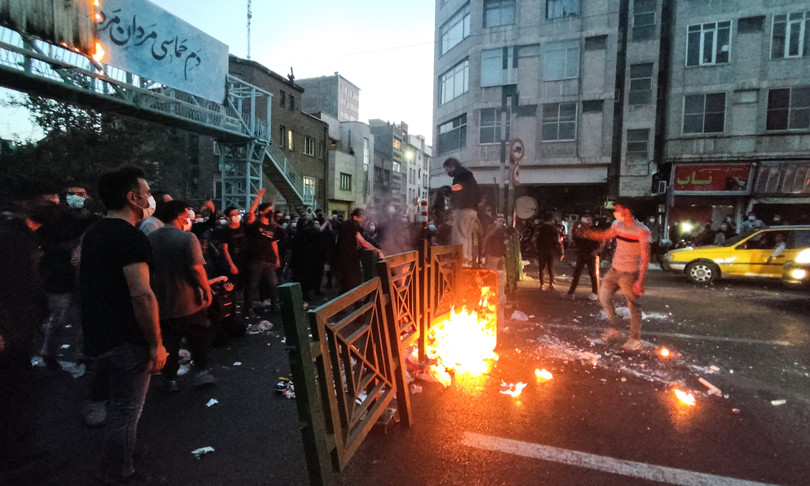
[499,84,518,226]
[246,0,252,59]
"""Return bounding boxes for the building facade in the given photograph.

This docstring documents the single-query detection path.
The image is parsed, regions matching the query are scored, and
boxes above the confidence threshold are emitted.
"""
[370,119,407,207]
[298,73,361,122]
[432,0,810,232]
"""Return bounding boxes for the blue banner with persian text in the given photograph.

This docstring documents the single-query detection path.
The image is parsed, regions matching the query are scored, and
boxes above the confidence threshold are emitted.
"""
[97,0,228,102]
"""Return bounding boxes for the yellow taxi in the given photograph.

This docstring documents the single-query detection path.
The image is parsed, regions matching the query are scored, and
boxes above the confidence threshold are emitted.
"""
[663,225,810,284]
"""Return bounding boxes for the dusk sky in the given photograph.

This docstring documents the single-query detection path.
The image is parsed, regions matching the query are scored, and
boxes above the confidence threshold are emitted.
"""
[1,0,436,144]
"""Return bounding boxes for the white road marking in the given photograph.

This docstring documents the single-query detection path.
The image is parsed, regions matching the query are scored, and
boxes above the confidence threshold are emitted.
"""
[462,432,781,486]
[540,323,792,347]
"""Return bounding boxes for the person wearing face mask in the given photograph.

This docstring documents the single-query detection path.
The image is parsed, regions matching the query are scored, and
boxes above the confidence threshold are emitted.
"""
[245,193,282,316]
[443,157,481,265]
[582,202,651,352]
[740,212,765,236]
[566,214,601,300]
[147,200,214,392]
[221,191,263,319]
[79,166,168,483]
[137,190,170,236]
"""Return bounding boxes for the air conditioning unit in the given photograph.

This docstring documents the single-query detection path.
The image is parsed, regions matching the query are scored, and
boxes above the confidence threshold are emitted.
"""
[652,180,667,195]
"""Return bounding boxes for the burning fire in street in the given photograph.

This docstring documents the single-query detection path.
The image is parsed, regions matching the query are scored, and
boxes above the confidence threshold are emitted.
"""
[673,388,696,406]
[535,368,553,381]
[424,286,498,387]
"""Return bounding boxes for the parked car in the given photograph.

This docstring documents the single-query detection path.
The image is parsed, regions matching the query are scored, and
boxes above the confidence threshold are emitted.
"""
[783,248,810,288]
[662,225,810,284]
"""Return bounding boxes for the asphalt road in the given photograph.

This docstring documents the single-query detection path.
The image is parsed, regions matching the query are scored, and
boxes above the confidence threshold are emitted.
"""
[19,262,810,485]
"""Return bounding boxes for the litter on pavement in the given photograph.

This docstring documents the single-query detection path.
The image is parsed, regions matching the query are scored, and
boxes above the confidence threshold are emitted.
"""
[191,447,215,460]
[205,398,219,407]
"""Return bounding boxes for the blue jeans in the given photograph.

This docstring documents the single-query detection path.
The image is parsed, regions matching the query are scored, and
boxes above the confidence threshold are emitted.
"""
[96,342,151,480]
[599,268,642,339]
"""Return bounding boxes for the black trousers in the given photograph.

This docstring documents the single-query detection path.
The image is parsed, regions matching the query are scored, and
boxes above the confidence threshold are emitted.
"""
[568,254,599,294]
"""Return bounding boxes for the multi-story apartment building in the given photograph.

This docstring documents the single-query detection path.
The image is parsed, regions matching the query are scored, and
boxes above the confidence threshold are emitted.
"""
[370,119,407,207]
[432,0,810,231]
[313,111,375,216]
[664,0,810,231]
[298,73,361,122]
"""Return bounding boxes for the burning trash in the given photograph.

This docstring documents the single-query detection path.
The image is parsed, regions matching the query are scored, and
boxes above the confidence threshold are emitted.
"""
[500,382,527,397]
[673,388,696,406]
[535,368,553,381]
[424,285,499,387]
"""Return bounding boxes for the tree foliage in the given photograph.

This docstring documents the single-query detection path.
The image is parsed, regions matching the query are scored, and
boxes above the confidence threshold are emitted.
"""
[0,95,199,205]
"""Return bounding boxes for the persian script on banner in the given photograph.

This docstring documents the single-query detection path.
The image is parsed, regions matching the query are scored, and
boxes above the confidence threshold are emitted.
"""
[97,0,228,102]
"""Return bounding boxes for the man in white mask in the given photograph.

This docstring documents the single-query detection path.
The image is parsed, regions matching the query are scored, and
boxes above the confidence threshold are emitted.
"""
[137,191,171,236]
[79,166,167,483]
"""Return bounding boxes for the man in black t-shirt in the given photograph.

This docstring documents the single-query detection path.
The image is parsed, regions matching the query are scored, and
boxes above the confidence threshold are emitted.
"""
[79,166,168,484]
[336,208,384,293]
[245,197,281,315]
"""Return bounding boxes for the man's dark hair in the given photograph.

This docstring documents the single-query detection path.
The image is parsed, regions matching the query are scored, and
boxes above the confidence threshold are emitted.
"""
[614,198,638,215]
[351,208,365,219]
[157,200,189,224]
[224,206,239,217]
[443,157,461,169]
[97,166,145,210]
[257,203,272,213]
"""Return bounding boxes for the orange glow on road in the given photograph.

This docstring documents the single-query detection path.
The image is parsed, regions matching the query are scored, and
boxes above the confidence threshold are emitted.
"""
[659,347,671,358]
[535,368,553,381]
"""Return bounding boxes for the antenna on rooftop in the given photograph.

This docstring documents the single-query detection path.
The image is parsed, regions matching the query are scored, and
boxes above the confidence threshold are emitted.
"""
[246,0,252,59]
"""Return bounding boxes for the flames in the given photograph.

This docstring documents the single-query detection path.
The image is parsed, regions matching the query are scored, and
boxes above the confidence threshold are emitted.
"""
[424,286,498,387]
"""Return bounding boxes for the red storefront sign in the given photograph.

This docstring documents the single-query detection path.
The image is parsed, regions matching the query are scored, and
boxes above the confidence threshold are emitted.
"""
[671,163,754,195]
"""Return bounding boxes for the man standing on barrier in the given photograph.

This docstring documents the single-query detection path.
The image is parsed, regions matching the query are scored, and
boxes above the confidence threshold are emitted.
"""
[443,157,481,265]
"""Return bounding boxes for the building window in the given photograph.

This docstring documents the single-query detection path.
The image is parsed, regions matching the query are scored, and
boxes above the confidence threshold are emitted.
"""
[546,0,579,19]
[766,87,810,131]
[484,0,515,28]
[585,35,607,50]
[626,129,649,155]
[440,2,470,56]
[543,40,579,80]
[303,176,315,205]
[279,125,286,148]
[440,59,469,104]
[393,139,401,150]
[686,21,731,66]
[289,95,295,111]
[629,63,653,105]
[304,136,315,156]
[339,173,352,191]
[582,100,604,112]
[632,0,656,41]
[287,129,294,150]
[771,12,810,59]
[392,162,401,173]
[481,47,514,87]
[479,108,509,144]
[683,93,726,134]
[438,113,467,154]
[279,90,286,107]
[738,16,764,34]
[542,103,577,141]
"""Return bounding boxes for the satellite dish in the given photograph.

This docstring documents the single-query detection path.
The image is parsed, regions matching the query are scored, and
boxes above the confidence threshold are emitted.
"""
[515,196,538,220]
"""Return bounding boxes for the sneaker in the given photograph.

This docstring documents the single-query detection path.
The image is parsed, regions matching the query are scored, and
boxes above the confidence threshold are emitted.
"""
[192,370,217,387]
[621,338,643,351]
[82,401,107,427]
[566,293,576,300]
[588,293,599,301]
[601,328,620,342]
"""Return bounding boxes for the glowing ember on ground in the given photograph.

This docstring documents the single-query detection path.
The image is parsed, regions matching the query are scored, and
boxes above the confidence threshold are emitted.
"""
[535,368,553,381]
[424,286,498,387]
[500,382,527,397]
[673,389,696,406]
[659,347,671,358]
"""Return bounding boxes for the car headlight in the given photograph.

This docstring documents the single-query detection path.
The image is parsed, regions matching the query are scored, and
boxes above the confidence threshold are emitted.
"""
[790,268,808,281]
[795,249,810,264]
